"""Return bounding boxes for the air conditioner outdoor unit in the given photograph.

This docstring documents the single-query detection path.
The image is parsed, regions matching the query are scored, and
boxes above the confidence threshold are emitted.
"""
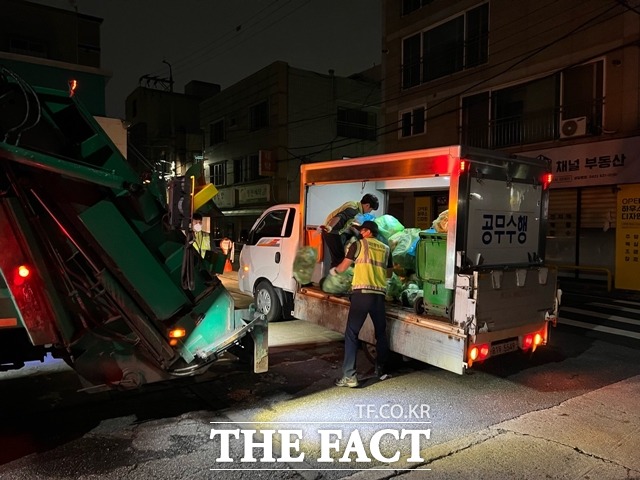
[560,116,587,139]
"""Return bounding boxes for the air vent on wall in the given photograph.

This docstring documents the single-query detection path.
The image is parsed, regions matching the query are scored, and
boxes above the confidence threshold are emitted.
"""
[560,116,587,139]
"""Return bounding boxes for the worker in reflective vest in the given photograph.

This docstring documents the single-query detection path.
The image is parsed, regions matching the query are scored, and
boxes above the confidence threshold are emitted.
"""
[317,193,380,268]
[328,220,393,388]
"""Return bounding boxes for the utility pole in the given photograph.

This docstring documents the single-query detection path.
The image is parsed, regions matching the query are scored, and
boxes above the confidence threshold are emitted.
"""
[162,60,176,175]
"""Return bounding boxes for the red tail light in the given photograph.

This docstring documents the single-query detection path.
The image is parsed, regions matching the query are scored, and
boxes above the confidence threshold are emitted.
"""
[542,173,553,189]
[522,334,534,350]
[468,343,490,366]
[13,264,31,286]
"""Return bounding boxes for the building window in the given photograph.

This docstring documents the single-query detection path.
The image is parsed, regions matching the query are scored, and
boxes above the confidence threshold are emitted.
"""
[209,162,226,186]
[402,3,489,88]
[400,106,426,138]
[561,61,604,125]
[461,61,603,148]
[249,101,269,131]
[423,15,464,82]
[210,119,224,146]
[337,107,377,140]
[233,154,260,183]
[402,0,435,16]
[402,34,421,89]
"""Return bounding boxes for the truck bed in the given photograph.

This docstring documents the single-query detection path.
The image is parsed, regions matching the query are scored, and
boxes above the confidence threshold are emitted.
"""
[294,285,468,374]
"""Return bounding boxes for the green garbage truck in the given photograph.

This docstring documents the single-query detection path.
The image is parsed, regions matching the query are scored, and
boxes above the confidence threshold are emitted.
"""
[239,145,560,375]
[0,68,266,390]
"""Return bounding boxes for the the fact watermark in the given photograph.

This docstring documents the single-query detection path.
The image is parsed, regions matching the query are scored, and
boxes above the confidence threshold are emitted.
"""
[209,403,432,470]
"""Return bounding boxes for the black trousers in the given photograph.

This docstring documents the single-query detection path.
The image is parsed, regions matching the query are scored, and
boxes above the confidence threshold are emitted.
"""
[323,231,348,268]
[342,290,389,378]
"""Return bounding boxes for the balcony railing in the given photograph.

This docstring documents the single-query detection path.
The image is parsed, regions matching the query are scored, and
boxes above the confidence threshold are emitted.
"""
[463,109,558,149]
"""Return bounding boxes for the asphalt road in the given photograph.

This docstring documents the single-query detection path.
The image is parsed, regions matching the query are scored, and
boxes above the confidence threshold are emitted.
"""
[1,274,639,479]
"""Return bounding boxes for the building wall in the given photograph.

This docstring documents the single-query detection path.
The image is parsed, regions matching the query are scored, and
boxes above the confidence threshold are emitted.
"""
[382,0,640,283]
[200,61,381,242]
[125,87,212,175]
[0,0,107,116]
[383,0,640,152]
[0,0,102,67]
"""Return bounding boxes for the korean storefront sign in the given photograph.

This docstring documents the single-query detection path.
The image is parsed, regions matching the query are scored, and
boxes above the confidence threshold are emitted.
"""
[238,184,270,204]
[523,137,640,188]
[615,184,640,291]
[213,188,235,208]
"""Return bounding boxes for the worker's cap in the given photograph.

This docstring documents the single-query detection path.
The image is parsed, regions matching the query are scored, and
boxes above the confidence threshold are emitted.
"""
[354,220,379,236]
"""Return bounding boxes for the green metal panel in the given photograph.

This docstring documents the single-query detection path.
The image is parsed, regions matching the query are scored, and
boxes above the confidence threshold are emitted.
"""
[79,200,188,320]
[1,59,107,116]
[179,287,235,362]
[0,272,21,327]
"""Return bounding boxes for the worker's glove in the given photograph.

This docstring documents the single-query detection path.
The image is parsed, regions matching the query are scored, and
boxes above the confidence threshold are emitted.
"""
[317,225,332,233]
[329,267,338,276]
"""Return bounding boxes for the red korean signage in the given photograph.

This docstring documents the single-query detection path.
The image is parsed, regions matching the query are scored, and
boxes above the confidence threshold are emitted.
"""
[259,150,276,176]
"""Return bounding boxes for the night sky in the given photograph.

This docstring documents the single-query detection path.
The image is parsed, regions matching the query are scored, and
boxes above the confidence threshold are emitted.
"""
[32,0,382,119]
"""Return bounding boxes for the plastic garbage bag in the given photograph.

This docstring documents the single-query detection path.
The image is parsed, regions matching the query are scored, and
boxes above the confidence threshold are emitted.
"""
[385,273,403,301]
[432,210,449,233]
[354,212,376,225]
[293,246,317,285]
[389,228,422,271]
[375,215,404,241]
[400,283,422,308]
[322,267,354,294]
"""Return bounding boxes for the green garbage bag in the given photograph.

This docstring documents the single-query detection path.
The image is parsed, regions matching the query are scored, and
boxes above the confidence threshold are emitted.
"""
[293,246,317,284]
[400,283,423,308]
[322,267,354,294]
[375,215,405,241]
[389,228,421,271]
[385,273,403,301]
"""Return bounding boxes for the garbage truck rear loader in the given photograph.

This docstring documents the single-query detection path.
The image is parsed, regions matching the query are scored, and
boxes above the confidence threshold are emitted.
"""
[0,68,267,389]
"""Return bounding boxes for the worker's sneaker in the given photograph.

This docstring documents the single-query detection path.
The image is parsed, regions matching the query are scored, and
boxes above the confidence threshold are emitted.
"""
[335,376,359,388]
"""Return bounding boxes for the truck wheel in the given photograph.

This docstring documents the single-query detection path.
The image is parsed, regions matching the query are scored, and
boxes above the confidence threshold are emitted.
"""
[414,297,425,315]
[255,281,282,322]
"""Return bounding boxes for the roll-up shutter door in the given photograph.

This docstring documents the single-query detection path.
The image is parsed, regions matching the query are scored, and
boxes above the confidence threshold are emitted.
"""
[580,186,616,229]
[548,189,577,237]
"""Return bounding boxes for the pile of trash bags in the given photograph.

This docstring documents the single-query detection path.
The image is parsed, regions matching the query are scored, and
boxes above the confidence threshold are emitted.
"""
[322,266,354,294]
[293,211,449,310]
[293,246,318,285]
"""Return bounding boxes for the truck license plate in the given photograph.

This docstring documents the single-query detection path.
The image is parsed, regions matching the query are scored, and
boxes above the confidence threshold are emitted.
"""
[490,340,518,356]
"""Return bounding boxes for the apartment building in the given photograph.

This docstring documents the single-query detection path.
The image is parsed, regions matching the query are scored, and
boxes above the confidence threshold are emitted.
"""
[125,81,220,176]
[200,61,381,241]
[382,0,640,289]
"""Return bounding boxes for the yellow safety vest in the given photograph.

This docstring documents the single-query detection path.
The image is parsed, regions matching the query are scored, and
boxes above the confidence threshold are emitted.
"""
[193,231,210,258]
[351,237,390,294]
[324,201,363,235]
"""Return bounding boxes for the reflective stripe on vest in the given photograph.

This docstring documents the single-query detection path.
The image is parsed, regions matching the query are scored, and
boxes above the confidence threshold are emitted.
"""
[324,201,363,235]
[351,237,389,293]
